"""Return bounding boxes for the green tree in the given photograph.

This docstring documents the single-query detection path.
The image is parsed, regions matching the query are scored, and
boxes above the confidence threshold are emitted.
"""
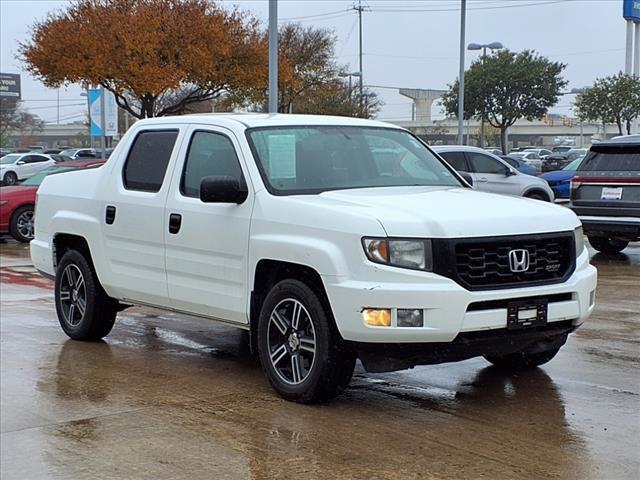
[575,73,640,135]
[441,50,567,153]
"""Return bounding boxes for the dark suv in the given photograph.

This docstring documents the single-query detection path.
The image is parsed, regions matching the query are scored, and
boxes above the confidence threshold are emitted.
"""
[570,136,639,254]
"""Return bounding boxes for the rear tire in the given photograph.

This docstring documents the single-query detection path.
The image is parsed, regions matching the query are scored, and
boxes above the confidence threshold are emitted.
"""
[9,205,35,243]
[55,250,118,341]
[484,347,560,371]
[3,171,17,186]
[588,236,628,254]
[257,279,356,403]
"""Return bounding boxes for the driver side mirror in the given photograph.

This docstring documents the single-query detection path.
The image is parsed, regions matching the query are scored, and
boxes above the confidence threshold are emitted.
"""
[200,176,248,204]
[506,168,517,176]
[16,160,25,165]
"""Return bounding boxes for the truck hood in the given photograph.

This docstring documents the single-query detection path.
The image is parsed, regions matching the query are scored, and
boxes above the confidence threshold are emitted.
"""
[314,186,579,237]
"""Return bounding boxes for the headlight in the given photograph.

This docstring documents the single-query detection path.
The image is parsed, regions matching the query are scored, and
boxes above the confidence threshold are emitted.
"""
[574,226,585,257]
[362,238,433,271]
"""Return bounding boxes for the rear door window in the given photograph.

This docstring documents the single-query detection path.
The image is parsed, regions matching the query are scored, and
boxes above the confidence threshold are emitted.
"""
[467,152,508,174]
[123,130,179,192]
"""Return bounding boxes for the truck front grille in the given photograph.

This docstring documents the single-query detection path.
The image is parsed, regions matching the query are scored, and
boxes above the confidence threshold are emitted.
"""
[433,232,576,291]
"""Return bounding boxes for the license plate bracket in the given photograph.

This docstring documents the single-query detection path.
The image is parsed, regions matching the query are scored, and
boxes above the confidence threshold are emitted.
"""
[601,187,623,200]
[507,299,548,330]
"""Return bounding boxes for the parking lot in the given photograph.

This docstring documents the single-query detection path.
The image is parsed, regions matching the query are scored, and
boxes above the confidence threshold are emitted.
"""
[1,240,638,480]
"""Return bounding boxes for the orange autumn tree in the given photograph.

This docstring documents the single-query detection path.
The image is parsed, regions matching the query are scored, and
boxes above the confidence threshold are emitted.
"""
[20,0,267,118]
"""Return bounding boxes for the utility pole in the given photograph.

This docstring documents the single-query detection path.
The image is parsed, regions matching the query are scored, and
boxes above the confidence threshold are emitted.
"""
[268,0,278,113]
[353,1,366,108]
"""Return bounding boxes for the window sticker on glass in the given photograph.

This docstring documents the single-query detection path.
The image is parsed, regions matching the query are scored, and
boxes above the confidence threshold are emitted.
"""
[267,134,296,179]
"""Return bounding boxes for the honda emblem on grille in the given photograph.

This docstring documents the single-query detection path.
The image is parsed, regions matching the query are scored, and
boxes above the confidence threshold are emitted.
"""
[508,249,530,272]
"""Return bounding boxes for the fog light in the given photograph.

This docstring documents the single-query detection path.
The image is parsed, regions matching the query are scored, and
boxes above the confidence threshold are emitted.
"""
[589,290,595,307]
[397,309,424,327]
[362,308,391,327]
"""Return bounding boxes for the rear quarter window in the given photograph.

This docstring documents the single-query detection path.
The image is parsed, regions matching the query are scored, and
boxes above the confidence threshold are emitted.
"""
[123,130,179,192]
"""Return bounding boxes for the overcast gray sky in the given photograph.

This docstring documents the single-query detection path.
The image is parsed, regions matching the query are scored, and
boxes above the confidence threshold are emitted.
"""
[0,0,629,124]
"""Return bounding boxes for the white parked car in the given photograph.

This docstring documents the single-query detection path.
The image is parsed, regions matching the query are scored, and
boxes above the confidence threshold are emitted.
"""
[32,114,596,403]
[0,153,56,185]
[432,146,554,201]
[508,151,543,173]
[523,148,552,159]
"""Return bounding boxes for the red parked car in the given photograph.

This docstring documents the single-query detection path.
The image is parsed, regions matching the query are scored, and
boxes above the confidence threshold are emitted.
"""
[0,162,104,242]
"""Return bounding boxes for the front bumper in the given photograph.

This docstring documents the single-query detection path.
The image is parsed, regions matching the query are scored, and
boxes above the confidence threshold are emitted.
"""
[323,248,597,344]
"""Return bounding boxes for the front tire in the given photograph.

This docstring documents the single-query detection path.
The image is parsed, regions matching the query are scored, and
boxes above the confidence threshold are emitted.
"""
[3,171,17,186]
[588,236,629,254]
[55,250,117,341]
[484,347,560,371]
[257,279,356,403]
[9,205,35,242]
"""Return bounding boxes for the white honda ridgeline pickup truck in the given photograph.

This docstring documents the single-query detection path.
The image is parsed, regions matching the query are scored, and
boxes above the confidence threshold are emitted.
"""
[32,114,597,403]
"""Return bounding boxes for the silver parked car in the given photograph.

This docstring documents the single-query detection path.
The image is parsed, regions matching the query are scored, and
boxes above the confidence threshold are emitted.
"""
[508,151,543,173]
[432,145,555,201]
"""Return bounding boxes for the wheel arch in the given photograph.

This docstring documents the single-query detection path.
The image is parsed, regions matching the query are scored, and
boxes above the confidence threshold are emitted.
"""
[249,259,338,355]
[523,187,552,202]
[52,233,95,272]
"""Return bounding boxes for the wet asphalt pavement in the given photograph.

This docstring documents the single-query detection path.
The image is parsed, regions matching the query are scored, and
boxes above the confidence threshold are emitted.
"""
[1,241,638,480]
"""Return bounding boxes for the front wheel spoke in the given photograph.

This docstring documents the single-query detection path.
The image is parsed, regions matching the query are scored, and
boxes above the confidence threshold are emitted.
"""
[299,336,315,354]
[271,310,290,335]
[270,344,288,365]
[68,304,76,323]
[64,267,75,289]
[291,354,303,383]
[76,297,86,316]
[59,290,71,301]
[75,274,84,290]
[291,302,302,330]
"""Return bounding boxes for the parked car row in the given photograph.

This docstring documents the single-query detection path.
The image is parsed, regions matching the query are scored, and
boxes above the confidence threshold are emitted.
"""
[0,161,104,242]
[0,148,113,186]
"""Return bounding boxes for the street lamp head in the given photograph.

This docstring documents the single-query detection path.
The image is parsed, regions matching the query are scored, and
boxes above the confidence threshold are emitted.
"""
[467,43,482,51]
[487,41,504,50]
[339,71,362,77]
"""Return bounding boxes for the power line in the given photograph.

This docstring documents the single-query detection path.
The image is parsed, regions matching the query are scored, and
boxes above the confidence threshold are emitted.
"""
[370,0,571,13]
[279,9,348,21]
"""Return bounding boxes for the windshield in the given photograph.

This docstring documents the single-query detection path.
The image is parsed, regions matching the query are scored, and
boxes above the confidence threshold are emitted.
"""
[21,166,78,186]
[59,149,78,157]
[246,126,462,194]
[509,152,525,158]
[0,154,21,165]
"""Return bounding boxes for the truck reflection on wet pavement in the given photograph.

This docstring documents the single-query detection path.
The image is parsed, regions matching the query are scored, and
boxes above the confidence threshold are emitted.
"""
[1,241,638,479]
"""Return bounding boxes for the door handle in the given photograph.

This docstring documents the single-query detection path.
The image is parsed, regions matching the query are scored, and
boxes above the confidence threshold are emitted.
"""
[478,177,489,183]
[169,213,182,234]
[105,205,116,225]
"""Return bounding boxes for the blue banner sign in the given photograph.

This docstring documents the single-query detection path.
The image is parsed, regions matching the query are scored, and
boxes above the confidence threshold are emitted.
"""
[623,0,640,21]
[88,89,103,136]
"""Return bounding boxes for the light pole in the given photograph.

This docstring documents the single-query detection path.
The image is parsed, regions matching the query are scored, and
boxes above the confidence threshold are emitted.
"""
[456,0,466,145]
[268,0,278,113]
[467,41,503,147]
